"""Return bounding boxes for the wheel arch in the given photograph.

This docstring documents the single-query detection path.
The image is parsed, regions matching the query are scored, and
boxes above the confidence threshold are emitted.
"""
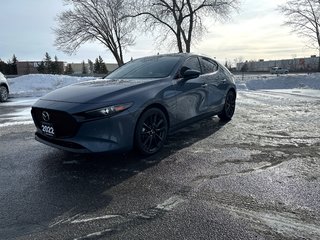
[138,103,171,129]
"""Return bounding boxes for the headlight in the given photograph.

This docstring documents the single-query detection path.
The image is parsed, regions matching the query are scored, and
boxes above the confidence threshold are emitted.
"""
[77,102,133,121]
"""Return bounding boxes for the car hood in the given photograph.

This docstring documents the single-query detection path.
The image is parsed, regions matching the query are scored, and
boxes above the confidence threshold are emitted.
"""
[40,78,161,104]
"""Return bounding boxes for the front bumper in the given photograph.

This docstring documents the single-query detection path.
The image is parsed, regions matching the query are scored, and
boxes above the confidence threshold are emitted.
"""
[32,108,136,153]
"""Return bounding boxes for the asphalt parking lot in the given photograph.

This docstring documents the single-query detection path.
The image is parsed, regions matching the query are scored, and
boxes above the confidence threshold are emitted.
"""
[1,89,320,240]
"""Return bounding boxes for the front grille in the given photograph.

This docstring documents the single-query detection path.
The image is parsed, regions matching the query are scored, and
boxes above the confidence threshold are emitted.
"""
[31,107,78,138]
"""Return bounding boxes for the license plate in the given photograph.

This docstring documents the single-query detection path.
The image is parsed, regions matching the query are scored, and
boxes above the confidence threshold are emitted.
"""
[41,122,55,137]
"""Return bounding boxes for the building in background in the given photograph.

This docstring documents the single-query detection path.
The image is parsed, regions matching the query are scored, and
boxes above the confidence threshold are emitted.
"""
[16,61,118,75]
[16,61,64,75]
[237,56,319,72]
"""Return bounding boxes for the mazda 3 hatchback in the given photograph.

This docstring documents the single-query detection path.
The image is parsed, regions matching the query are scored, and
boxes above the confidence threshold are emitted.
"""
[31,53,236,155]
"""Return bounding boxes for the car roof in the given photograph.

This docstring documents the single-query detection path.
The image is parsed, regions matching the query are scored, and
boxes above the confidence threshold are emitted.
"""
[138,53,214,60]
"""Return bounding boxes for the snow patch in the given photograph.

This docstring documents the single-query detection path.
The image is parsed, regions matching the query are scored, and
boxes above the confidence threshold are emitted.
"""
[71,214,120,224]
[227,205,320,239]
[74,229,113,240]
[156,196,185,211]
[0,121,33,128]
[8,74,96,98]
[5,73,320,100]
[237,73,320,90]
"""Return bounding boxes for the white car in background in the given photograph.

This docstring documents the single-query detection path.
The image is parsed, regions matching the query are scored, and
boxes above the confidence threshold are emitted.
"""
[0,72,9,102]
[270,67,289,74]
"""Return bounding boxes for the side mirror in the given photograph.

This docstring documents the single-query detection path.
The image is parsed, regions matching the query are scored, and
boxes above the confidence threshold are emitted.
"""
[182,69,201,80]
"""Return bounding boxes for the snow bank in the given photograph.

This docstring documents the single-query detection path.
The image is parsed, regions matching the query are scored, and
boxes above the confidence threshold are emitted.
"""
[6,73,320,99]
[8,74,96,98]
[237,73,320,90]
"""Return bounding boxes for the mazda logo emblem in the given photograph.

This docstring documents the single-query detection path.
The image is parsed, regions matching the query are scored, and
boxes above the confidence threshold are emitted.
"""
[42,111,50,121]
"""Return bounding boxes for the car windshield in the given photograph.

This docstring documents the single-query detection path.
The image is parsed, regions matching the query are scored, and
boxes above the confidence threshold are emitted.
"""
[106,56,181,79]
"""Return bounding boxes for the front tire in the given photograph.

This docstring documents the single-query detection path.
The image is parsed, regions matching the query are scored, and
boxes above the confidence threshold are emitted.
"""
[218,90,236,121]
[0,86,8,102]
[135,108,168,155]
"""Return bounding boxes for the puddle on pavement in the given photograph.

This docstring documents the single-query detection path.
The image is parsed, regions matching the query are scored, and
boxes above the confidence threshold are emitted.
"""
[0,98,36,127]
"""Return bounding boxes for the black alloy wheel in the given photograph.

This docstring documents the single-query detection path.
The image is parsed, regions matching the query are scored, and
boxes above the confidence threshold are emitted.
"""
[135,108,168,155]
[218,90,236,121]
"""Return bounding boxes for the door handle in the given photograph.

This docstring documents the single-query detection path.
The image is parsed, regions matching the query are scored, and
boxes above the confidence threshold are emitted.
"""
[201,83,208,87]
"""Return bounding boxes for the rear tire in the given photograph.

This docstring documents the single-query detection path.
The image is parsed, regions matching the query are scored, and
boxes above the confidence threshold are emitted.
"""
[135,108,168,155]
[218,90,236,121]
[0,86,8,102]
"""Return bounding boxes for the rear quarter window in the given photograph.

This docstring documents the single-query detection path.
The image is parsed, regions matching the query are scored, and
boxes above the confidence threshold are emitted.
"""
[200,57,218,74]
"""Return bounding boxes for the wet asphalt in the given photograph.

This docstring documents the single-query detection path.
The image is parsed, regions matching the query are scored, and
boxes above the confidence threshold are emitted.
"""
[0,90,320,240]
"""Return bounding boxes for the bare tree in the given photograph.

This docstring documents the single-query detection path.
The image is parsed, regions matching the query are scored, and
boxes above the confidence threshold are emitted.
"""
[129,0,239,53]
[54,0,135,66]
[279,0,320,70]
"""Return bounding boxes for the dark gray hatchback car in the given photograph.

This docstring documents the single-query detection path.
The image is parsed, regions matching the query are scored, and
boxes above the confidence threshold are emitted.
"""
[31,53,236,155]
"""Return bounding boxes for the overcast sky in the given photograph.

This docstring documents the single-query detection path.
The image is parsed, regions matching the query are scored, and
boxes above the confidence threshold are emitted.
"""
[0,0,315,64]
